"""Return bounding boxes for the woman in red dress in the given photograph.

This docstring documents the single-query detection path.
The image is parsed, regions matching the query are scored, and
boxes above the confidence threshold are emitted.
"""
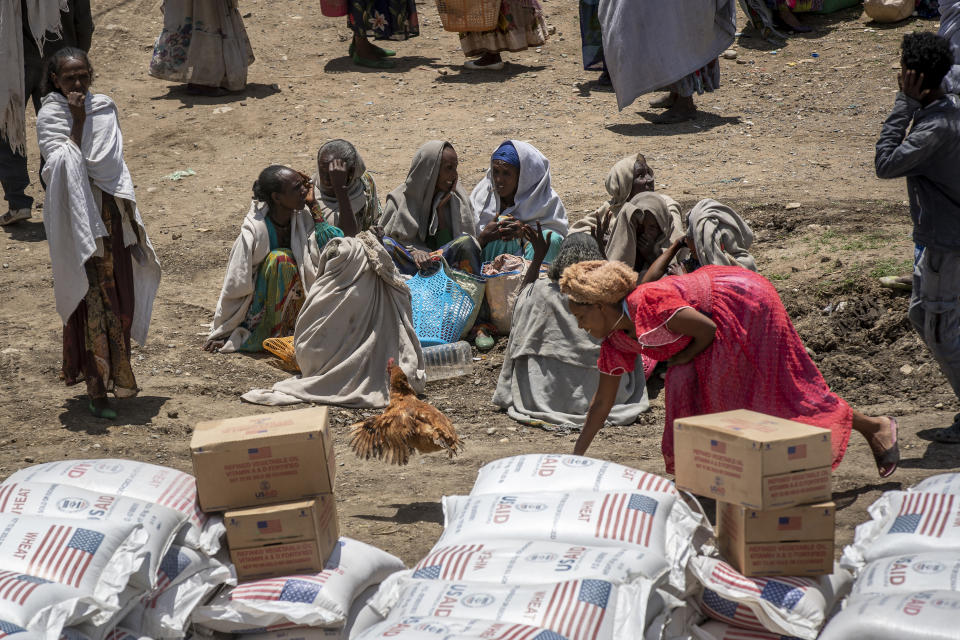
[558,260,900,477]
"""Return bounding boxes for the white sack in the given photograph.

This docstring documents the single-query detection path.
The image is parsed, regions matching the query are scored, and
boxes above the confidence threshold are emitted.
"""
[354,616,623,640]
[692,620,796,640]
[2,460,224,554]
[690,557,851,640]
[242,585,382,640]
[0,573,107,640]
[368,578,654,640]
[849,552,960,599]
[192,538,404,632]
[0,482,188,590]
[470,456,677,496]
[910,473,960,494]
[841,491,960,570]
[818,590,960,640]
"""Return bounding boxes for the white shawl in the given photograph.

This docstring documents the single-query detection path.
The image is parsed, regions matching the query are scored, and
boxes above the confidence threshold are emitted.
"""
[37,92,162,345]
[599,0,737,110]
[686,198,757,271]
[470,140,568,237]
[207,200,317,353]
[242,232,426,408]
[940,0,960,93]
[1,0,67,153]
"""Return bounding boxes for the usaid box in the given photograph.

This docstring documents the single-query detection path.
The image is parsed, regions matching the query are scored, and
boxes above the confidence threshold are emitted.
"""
[718,501,835,577]
[225,497,339,580]
[190,407,334,512]
[673,410,832,509]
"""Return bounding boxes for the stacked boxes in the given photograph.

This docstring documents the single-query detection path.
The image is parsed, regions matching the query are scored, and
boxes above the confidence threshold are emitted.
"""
[674,409,835,576]
[190,406,340,580]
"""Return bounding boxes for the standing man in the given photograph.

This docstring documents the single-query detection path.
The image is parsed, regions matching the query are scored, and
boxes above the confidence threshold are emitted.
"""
[876,32,960,444]
[0,0,93,227]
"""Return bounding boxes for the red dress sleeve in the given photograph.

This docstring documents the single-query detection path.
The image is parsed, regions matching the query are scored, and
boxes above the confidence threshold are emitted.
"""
[626,281,694,361]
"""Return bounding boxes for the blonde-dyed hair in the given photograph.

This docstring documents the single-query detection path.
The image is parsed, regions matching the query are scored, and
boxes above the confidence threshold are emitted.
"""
[559,260,638,305]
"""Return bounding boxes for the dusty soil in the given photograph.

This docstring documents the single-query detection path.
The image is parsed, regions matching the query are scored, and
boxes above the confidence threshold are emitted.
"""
[1,0,957,568]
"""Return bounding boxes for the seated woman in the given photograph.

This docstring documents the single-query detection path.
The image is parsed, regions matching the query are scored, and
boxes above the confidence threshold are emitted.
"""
[570,152,655,236]
[559,260,901,478]
[241,231,425,408]
[641,198,757,281]
[380,140,482,275]
[311,139,382,241]
[204,166,315,353]
[494,229,649,427]
[471,140,568,263]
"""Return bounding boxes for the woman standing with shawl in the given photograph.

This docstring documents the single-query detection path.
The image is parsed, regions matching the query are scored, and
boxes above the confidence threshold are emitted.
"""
[38,48,162,420]
[344,0,419,69]
[310,139,381,249]
[204,166,316,354]
[494,231,649,427]
[381,140,482,275]
[459,0,548,71]
[149,1,254,95]
[471,140,568,263]
[557,261,901,478]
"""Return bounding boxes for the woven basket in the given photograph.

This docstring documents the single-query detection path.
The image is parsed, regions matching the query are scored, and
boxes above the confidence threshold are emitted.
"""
[436,0,501,33]
[408,267,476,346]
[263,336,300,372]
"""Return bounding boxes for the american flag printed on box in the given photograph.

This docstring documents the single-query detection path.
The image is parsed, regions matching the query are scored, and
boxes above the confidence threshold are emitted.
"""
[777,516,801,531]
[0,572,51,606]
[787,445,806,460]
[711,440,727,454]
[257,519,282,535]
[539,579,611,640]
[889,493,956,538]
[25,525,104,588]
[248,447,272,461]
[594,493,658,546]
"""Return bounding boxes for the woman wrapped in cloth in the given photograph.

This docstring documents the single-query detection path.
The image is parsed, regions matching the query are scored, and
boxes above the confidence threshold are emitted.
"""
[311,139,382,246]
[38,48,162,419]
[558,260,902,478]
[204,166,318,354]
[459,0,548,71]
[380,140,482,275]
[471,140,568,263]
[493,230,649,428]
[241,231,425,408]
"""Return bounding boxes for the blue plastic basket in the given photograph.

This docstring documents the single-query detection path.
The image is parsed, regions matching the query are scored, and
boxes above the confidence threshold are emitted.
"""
[408,266,476,346]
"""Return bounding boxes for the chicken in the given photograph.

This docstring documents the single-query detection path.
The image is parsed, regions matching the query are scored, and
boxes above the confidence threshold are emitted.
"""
[349,358,463,465]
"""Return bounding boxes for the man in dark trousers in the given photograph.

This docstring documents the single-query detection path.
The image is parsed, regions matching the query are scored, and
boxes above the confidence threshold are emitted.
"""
[0,0,93,227]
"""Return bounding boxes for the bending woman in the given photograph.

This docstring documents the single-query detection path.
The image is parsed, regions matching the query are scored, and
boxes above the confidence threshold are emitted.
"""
[471,140,568,263]
[38,48,162,419]
[205,166,315,353]
[381,140,482,275]
[559,261,900,477]
[494,230,648,427]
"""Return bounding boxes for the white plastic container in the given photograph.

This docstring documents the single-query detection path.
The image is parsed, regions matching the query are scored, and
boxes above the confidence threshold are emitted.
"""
[423,341,472,381]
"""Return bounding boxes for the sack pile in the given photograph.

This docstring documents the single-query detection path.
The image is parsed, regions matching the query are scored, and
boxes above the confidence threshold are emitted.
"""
[0,458,231,640]
[349,454,710,640]
[818,472,960,639]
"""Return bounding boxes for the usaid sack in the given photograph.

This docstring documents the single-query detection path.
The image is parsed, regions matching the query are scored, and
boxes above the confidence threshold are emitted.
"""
[910,473,960,495]
[192,538,404,632]
[470,455,677,496]
[408,539,667,585]
[2,460,224,555]
[440,491,701,589]
[819,590,960,640]
[692,621,800,640]
[0,514,146,611]
[0,482,188,590]
[241,586,382,640]
[849,552,960,599]
[842,491,960,569]
[690,558,851,640]
[369,578,654,640]
[0,574,110,640]
[355,616,632,640]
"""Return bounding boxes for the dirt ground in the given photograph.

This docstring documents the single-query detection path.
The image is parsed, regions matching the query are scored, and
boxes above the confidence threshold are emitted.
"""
[1,0,958,569]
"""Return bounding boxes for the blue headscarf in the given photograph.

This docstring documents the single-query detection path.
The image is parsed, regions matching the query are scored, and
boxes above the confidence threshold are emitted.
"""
[491,141,520,168]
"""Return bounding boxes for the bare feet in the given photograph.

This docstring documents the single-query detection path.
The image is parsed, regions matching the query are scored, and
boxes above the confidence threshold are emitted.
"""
[654,96,696,124]
[650,93,677,109]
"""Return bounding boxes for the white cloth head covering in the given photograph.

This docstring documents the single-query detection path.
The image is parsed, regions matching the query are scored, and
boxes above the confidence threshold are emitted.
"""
[312,151,369,225]
[381,140,475,250]
[1,0,68,153]
[37,91,162,345]
[686,198,757,271]
[605,154,641,212]
[605,191,685,272]
[470,140,568,237]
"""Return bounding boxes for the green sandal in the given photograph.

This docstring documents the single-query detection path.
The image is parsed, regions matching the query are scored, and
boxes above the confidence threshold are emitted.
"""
[88,401,117,420]
[349,41,396,58]
[351,51,396,69]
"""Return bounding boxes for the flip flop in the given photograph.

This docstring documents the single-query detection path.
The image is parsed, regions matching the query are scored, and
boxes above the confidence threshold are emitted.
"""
[874,417,900,478]
[932,421,960,444]
[88,401,117,420]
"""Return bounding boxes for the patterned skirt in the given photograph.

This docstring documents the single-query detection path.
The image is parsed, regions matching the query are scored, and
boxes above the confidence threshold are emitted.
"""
[62,196,138,399]
[349,0,420,40]
[239,250,304,352]
[459,0,547,57]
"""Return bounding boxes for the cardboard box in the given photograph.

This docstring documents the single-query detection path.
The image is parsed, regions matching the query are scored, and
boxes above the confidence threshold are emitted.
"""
[718,501,835,577]
[225,496,340,580]
[191,407,335,511]
[673,410,832,509]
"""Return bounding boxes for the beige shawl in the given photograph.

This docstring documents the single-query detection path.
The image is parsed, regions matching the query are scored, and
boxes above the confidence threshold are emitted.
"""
[241,232,426,408]
[207,201,316,353]
[570,154,640,236]
[687,198,757,271]
[606,191,687,275]
[381,140,475,251]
